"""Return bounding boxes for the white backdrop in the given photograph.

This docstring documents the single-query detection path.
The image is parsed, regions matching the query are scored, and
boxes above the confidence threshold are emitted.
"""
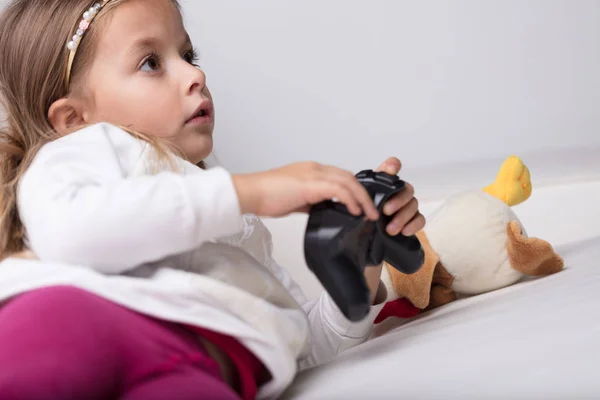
[2,0,599,198]
[177,0,600,186]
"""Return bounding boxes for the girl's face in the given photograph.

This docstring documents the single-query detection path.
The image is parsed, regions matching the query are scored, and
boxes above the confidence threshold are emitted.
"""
[82,0,214,164]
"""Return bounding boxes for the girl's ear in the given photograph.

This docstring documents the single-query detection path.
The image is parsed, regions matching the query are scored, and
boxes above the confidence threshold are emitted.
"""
[48,98,86,136]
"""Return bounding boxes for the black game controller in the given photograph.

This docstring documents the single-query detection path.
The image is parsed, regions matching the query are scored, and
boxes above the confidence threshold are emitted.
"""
[303,169,425,322]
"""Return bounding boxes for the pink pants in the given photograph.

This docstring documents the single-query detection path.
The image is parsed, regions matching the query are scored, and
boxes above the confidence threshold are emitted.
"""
[0,285,241,399]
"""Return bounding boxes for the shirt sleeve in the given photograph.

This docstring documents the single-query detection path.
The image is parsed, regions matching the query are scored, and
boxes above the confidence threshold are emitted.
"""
[264,251,388,370]
[17,123,243,274]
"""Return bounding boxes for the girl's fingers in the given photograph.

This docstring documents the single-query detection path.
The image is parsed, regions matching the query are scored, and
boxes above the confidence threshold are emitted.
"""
[386,197,420,236]
[383,183,415,216]
[296,162,423,234]
[318,181,362,217]
[324,167,379,220]
[346,178,379,220]
[401,212,426,236]
[376,157,402,175]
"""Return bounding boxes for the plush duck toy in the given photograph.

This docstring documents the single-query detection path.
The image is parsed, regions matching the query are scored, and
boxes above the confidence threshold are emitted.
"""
[375,156,564,323]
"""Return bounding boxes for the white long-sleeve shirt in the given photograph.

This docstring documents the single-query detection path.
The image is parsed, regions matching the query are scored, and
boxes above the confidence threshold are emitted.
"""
[0,122,386,399]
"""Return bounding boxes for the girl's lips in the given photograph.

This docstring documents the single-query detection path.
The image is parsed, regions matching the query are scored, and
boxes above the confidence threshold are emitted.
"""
[186,101,213,125]
[186,113,213,125]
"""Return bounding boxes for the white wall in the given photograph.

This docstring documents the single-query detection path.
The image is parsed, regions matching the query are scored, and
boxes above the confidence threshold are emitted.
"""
[179,0,600,194]
[2,0,599,198]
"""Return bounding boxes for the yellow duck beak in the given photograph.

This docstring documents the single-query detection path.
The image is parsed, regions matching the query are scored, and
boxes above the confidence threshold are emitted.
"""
[483,155,532,206]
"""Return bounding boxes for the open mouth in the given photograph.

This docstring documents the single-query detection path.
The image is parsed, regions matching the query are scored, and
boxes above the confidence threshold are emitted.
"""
[186,102,213,124]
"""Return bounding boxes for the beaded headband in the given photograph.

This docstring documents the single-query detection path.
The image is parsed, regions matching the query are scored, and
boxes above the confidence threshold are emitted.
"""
[65,0,111,85]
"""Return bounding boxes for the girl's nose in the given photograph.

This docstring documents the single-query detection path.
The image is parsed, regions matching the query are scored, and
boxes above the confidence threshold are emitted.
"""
[185,64,207,95]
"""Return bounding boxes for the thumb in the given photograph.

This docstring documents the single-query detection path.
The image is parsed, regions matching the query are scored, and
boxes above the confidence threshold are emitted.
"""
[376,157,402,175]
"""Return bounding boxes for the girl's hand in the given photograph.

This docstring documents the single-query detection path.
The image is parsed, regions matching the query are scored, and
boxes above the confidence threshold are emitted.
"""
[232,162,380,220]
[375,157,425,236]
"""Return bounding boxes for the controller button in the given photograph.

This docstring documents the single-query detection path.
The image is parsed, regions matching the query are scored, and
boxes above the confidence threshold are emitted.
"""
[356,170,373,179]
[374,172,399,185]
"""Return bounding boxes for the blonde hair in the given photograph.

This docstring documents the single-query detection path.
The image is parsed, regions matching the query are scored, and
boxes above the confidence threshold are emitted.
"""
[0,0,187,259]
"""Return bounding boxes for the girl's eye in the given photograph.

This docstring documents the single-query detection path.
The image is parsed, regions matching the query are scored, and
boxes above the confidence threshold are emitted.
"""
[184,48,200,67]
[140,55,161,72]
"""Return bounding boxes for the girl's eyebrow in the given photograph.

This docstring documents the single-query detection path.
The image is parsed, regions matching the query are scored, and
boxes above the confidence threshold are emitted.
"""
[126,36,161,56]
[126,34,193,57]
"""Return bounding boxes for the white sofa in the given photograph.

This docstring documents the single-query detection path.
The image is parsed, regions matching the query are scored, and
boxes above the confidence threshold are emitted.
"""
[261,149,600,399]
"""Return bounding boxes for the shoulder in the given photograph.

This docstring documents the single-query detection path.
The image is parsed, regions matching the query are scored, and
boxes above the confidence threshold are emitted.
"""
[18,123,152,200]
[24,122,192,180]
[35,123,146,165]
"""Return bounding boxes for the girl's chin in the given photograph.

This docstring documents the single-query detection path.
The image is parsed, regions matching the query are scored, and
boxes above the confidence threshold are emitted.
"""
[186,143,214,166]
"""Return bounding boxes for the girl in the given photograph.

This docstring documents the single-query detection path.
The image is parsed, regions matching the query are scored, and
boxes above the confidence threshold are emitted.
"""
[0,0,425,399]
